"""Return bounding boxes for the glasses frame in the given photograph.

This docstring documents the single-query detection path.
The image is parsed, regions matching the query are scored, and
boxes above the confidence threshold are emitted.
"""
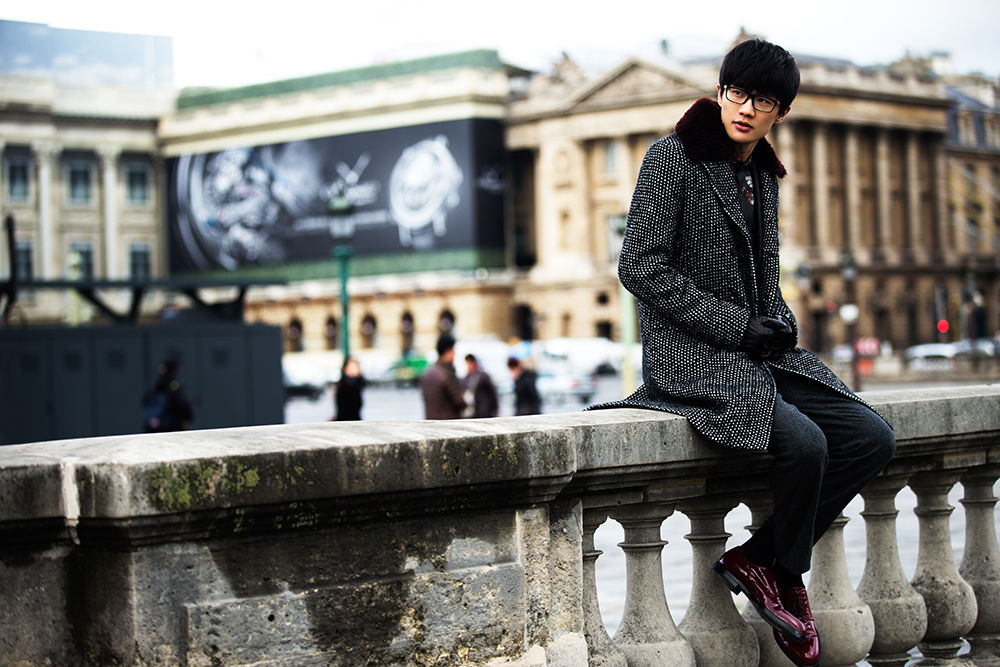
[723,86,780,113]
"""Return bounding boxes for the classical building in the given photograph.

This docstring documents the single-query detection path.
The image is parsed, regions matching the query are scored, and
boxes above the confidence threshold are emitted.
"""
[0,20,174,322]
[4,21,998,365]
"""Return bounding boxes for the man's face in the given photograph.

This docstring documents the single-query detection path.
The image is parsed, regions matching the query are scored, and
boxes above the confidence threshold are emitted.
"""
[717,85,790,156]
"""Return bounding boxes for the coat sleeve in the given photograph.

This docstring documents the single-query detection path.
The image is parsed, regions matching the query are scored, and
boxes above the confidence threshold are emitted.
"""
[618,138,749,350]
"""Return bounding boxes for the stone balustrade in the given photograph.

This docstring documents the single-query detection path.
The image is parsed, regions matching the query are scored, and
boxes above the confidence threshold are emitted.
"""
[1,385,998,666]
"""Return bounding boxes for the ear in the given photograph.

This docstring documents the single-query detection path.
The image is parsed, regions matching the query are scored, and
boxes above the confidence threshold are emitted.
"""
[775,105,791,124]
[716,84,723,104]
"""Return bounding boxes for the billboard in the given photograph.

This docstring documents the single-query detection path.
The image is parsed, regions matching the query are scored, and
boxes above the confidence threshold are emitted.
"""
[167,118,505,273]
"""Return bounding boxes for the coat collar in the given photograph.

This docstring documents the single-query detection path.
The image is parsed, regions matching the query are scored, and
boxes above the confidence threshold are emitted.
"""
[674,97,787,179]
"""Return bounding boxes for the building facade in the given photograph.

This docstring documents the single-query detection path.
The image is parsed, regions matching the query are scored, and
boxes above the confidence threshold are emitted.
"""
[3,23,999,366]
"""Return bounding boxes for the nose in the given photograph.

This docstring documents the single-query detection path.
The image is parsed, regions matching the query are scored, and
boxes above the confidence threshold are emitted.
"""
[738,98,756,114]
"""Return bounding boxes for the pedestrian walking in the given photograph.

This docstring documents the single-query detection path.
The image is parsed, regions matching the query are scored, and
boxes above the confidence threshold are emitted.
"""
[589,38,895,667]
[462,353,499,418]
[420,335,466,419]
[142,357,194,432]
[333,356,365,421]
[507,356,542,416]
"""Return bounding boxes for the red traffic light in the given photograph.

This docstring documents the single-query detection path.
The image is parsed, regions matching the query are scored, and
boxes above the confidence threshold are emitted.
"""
[936,319,950,334]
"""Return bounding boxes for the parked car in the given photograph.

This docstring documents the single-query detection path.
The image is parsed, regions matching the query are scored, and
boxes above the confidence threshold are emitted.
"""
[283,370,324,401]
[536,368,597,405]
[903,343,958,371]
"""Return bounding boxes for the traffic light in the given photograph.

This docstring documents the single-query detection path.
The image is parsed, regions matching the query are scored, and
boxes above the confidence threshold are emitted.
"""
[937,319,950,334]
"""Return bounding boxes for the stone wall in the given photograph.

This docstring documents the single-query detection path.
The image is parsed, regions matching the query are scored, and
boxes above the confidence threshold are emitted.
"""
[1,385,998,665]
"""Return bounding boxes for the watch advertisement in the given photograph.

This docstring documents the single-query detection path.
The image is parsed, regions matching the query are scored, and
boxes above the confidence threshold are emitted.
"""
[166,118,505,273]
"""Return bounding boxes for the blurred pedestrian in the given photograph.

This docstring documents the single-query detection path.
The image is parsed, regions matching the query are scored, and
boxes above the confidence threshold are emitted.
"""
[420,334,466,419]
[334,356,365,421]
[142,357,193,432]
[462,353,499,418]
[507,356,541,416]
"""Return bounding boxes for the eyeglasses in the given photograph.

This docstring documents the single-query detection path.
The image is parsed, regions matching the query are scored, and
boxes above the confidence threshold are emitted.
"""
[723,86,780,113]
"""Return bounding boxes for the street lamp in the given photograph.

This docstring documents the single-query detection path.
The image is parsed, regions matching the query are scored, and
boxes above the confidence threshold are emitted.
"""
[839,249,860,391]
[328,195,354,362]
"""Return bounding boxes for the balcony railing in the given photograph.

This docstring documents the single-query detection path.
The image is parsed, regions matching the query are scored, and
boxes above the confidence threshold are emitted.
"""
[1,384,998,665]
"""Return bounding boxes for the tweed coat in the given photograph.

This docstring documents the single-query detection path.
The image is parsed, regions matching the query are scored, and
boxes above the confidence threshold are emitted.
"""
[590,97,883,451]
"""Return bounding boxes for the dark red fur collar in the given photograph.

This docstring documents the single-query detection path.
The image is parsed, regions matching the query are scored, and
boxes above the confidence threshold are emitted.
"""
[674,97,787,178]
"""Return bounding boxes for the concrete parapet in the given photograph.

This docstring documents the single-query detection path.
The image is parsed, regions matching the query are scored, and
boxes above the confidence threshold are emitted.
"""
[1,384,999,665]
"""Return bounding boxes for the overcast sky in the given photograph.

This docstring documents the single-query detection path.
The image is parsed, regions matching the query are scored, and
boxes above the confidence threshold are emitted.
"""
[3,0,998,88]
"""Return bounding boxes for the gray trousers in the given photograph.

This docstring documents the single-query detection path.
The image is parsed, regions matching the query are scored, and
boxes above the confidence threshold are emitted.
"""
[743,368,896,575]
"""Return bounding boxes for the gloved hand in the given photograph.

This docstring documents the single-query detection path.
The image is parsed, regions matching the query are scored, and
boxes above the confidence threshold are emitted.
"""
[741,316,796,359]
[761,315,796,351]
[741,316,778,359]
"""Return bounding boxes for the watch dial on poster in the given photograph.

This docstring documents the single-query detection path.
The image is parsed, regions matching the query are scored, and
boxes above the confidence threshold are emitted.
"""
[168,119,505,273]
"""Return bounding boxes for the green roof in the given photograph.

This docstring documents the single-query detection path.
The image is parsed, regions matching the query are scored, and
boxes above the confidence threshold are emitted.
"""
[176,49,505,110]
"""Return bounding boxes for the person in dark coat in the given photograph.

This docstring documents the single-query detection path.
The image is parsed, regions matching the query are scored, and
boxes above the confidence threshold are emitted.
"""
[333,356,365,421]
[462,354,499,418]
[507,356,542,416]
[142,357,193,432]
[420,334,466,419]
[590,39,895,667]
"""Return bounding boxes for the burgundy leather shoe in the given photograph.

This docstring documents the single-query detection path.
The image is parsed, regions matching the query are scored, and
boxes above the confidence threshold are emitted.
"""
[772,586,821,667]
[712,546,806,641]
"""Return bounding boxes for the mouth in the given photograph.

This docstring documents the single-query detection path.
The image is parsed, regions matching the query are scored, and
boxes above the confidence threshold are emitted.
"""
[733,121,753,132]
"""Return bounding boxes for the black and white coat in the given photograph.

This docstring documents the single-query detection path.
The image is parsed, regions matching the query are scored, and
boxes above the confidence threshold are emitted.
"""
[592,97,880,451]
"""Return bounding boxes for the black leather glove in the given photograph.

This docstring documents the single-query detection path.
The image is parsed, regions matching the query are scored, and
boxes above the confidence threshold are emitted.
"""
[761,315,796,351]
[741,316,778,359]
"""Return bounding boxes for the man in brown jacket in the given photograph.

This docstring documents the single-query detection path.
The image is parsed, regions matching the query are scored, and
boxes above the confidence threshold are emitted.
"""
[420,334,466,419]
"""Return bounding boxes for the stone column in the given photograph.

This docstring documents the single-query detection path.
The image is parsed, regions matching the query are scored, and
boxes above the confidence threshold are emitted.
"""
[809,515,876,666]
[909,471,978,660]
[959,464,1000,661]
[32,141,59,280]
[609,503,695,666]
[857,475,927,665]
[677,496,759,667]
[932,138,951,259]
[875,129,891,255]
[905,133,922,255]
[811,124,832,252]
[845,126,862,253]
[98,146,120,279]
[774,124,796,242]
[582,508,628,667]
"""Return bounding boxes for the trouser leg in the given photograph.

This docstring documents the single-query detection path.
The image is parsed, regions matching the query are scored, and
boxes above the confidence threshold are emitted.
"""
[744,369,896,574]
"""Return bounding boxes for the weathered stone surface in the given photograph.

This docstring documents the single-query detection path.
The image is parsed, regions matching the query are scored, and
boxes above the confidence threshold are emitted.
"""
[0,384,998,665]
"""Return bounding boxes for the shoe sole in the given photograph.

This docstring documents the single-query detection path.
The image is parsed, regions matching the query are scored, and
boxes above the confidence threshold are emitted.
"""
[712,561,806,641]
[773,628,821,667]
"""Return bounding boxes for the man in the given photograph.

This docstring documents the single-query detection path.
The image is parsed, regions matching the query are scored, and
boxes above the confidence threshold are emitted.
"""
[462,354,499,418]
[420,334,466,419]
[142,357,193,432]
[591,39,895,666]
[506,356,542,416]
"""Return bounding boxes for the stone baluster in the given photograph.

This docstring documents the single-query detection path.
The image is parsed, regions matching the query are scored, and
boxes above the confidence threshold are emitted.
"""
[809,514,876,666]
[959,464,1000,662]
[609,503,695,666]
[677,495,759,666]
[857,474,928,665]
[582,508,628,667]
[738,492,792,666]
[910,471,979,661]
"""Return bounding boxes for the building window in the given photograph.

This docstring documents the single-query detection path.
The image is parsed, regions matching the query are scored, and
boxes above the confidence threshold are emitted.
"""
[125,162,150,205]
[603,140,618,176]
[287,317,304,352]
[401,311,415,354]
[15,240,33,282]
[129,243,151,280]
[325,316,338,350]
[67,160,93,204]
[361,314,377,349]
[5,157,30,202]
[68,242,94,280]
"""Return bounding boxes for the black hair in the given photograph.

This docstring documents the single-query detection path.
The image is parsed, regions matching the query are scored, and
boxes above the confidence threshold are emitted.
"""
[464,353,477,363]
[719,38,800,109]
[436,334,456,356]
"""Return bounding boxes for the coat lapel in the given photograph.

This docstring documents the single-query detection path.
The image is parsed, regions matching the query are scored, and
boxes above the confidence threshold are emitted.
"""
[704,161,751,241]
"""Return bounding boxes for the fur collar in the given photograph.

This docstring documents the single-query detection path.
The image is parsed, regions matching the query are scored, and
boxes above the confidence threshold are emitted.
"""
[674,97,787,178]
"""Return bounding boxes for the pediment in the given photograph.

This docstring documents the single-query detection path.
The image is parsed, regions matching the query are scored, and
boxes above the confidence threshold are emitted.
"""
[570,58,702,110]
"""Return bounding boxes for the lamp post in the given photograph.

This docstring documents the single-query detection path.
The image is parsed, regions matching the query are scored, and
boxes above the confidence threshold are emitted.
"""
[328,195,354,362]
[839,249,860,391]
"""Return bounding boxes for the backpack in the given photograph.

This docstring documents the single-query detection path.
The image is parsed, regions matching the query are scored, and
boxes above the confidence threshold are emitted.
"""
[143,391,172,431]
